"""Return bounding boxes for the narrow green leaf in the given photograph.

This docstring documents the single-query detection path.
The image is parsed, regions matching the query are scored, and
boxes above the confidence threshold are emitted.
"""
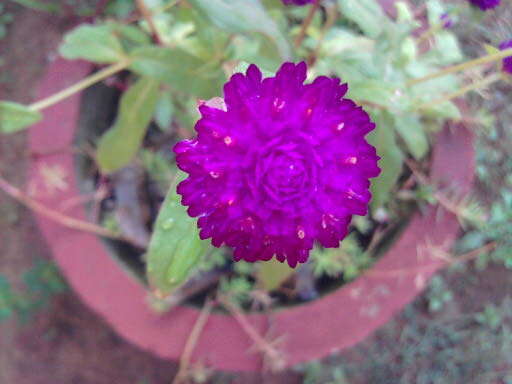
[59,24,125,63]
[393,114,429,160]
[130,46,225,98]
[367,111,404,210]
[96,77,160,174]
[337,0,387,38]
[257,258,295,291]
[189,0,291,60]
[146,172,209,295]
[0,101,42,134]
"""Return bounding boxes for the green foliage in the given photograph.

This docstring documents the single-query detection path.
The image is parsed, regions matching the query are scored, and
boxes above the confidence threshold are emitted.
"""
[59,24,127,63]
[456,123,512,270]
[0,260,67,324]
[153,90,174,131]
[146,171,210,295]
[0,101,42,134]
[367,111,404,210]
[337,0,388,39]
[189,0,292,62]
[140,149,176,192]
[426,275,453,313]
[310,233,369,280]
[130,46,225,98]
[256,258,295,291]
[219,276,253,306]
[96,77,160,174]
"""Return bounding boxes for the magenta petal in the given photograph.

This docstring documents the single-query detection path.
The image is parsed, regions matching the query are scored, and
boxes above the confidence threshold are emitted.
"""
[174,62,380,267]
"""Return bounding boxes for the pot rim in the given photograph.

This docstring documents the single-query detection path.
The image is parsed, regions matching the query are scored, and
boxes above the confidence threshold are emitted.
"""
[28,58,475,372]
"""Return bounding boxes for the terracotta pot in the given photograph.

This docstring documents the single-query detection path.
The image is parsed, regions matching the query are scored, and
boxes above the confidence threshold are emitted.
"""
[28,56,474,372]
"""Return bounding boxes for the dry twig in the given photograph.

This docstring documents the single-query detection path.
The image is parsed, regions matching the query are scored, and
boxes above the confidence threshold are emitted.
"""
[218,295,286,372]
[0,172,124,242]
[173,299,214,384]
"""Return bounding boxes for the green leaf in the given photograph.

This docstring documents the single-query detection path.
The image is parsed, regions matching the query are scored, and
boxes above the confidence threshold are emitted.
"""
[433,32,463,65]
[146,172,209,295]
[96,77,160,174]
[347,80,397,107]
[188,0,291,60]
[130,46,225,98]
[154,91,174,131]
[0,101,42,134]
[106,22,151,47]
[59,24,125,63]
[337,0,387,38]
[393,113,429,160]
[426,0,445,26]
[421,100,461,120]
[367,111,404,210]
[256,258,295,291]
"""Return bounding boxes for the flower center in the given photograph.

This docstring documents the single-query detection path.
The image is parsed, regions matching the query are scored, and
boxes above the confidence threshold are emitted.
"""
[250,137,317,207]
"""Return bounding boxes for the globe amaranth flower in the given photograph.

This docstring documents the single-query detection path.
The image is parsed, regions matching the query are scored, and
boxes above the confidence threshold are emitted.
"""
[467,0,500,10]
[282,0,313,5]
[174,62,380,267]
[499,40,512,74]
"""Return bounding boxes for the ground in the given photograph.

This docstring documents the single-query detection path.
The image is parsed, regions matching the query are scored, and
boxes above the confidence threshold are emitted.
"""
[1,2,512,384]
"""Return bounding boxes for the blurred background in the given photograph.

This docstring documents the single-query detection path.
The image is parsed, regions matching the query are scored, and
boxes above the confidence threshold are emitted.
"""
[1,0,512,383]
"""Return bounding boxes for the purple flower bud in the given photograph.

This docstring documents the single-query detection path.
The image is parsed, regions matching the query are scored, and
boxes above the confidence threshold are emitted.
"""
[499,40,512,74]
[440,13,454,29]
[174,62,380,267]
[282,0,314,5]
[467,0,500,10]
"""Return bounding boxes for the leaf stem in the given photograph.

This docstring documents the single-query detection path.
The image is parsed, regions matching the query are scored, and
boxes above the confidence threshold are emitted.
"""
[406,48,512,86]
[28,60,131,112]
[416,72,502,111]
[294,0,321,48]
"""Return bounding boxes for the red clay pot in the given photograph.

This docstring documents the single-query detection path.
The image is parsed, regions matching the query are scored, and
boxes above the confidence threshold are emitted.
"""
[28,56,474,372]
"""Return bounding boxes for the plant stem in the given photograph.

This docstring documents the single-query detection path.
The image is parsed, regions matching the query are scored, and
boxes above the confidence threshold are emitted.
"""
[416,72,502,111]
[407,47,512,86]
[0,172,123,241]
[294,0,321,48]
[307,2,337,66]
[28,60,131,112]
[135,0,163,45]
[416,24,441,45]
[173,299,214,384]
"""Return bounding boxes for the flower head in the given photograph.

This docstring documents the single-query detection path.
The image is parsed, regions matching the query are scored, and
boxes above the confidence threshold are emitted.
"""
[467,0,500,10]
[499,39,512,74]
[174,62,380,267]
[282,0,314,5]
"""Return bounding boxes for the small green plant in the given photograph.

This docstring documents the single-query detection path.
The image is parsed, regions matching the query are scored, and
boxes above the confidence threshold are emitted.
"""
[0,260,67,324]
[425,275,454,313]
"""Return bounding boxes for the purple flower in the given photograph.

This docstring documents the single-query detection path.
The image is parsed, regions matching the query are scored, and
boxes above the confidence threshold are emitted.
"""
[440,13,454,29]
[499,40,512,74]
[282,0,314,5]
[467,0,500,10]
[174,62,380,267]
